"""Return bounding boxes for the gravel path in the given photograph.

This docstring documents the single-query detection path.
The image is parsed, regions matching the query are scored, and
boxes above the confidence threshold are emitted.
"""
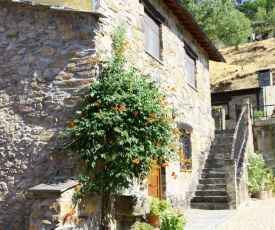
[217,198,275,230]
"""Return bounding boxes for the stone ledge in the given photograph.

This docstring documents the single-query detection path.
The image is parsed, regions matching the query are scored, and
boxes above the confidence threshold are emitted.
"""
[29,178,78,194]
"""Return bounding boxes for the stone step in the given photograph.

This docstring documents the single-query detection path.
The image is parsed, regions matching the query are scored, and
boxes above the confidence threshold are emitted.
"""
[210,146,232,153]
[195,190,227,197]
[215,129,235,135]
[197,184,227,191]
[212,138,234,145]
[191,196,227,203]
[202,168,225,173]
[204,162,224,168]
[199,178,226,184]
[190,203,229,210]
[207,153,231,159]
[201,172,226,179]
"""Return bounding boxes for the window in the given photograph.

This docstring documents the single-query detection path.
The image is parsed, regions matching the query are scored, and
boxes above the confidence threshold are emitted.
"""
[180,130,192,171]
[184,44,197,88]
[186,53,195,87]
[144,12,160,59]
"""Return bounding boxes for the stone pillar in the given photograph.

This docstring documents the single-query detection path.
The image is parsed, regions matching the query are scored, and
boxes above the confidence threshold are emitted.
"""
[224,159,237,209]
[114,195,152,230]
[212,107,225,130]
[28,179,80,230]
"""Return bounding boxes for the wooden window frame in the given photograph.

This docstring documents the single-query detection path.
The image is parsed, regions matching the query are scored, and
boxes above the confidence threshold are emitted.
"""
[184,43,197,89]
[144,12,161,59]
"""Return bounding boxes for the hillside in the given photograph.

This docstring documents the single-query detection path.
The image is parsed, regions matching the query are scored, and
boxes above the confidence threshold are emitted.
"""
[210,38,275,93]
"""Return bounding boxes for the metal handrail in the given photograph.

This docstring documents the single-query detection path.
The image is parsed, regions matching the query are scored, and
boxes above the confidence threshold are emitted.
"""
[231,107,247,166]
[252,104,275,120]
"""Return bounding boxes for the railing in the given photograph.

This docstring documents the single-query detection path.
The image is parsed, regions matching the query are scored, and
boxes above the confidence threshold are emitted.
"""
[231,107,247,166]
[252,104,275,121]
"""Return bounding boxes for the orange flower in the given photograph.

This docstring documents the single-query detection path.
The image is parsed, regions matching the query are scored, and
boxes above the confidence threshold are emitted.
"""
[185,130,190,135]
[148,183,158,189]
[82,79,89,84]
[65,209,75,218]
[69,121,75,128]
[181,159,187,164]
[132,158,140,164]
[173,129,180,135]
[182,166,188,173]
[120,40,129,46]
[150,113,157,118]
[147,120,152,123]
[156,142,161,147]
[94,102,99,106]
[177,151,185,158]
[119,47,125,53]
[171,87,176,92]
[74,185,81,191]
[91,57,100,63]
[133,111,139,115]
[118,105,126,111]
[170,143,178,148]
[171,172,178,179]
[161,102,166,107]
[157,96,166,101]
[162,162,169,167]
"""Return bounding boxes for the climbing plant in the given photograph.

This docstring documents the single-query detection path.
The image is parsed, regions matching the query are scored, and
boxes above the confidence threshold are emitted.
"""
[62,25,181,229]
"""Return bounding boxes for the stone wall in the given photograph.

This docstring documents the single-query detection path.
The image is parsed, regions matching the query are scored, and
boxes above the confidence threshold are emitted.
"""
[0,2,100,229]
[94,0,214,208]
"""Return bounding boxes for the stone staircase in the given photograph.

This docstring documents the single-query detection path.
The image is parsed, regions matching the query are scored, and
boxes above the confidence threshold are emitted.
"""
[191,129,236,210]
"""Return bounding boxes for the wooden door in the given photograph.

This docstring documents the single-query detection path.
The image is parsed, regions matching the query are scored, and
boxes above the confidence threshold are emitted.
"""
[148,164,162,199]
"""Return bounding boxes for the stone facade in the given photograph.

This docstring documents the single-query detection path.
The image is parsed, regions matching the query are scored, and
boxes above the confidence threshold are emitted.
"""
[94,0,214,207]
[0,0,221,228]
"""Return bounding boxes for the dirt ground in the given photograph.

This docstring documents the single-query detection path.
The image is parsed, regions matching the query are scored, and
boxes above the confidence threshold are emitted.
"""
[210,38,275,93]
[217,198,275,230]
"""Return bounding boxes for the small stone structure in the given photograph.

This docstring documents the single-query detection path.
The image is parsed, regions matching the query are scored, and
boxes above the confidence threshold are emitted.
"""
[114,195,152,230]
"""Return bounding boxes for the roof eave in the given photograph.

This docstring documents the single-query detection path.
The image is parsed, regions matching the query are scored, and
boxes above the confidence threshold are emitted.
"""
[164,0,225,63]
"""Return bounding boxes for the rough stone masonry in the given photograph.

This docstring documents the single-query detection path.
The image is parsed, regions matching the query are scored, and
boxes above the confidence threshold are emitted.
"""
[0,2,100,229]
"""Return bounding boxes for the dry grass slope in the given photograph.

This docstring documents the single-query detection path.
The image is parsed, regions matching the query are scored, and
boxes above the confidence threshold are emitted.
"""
[210,38,275,93]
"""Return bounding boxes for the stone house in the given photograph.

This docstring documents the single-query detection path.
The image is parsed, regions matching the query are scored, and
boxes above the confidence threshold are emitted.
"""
[0,0,224,229]
[211,69,275,130]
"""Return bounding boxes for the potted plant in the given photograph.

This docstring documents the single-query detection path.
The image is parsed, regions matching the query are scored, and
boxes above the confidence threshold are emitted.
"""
[264,168,274,198]
[138,222,153,230]
[147,197,160,227]
[248,152,268,199]
[160,209,186,230]
[147,198,173,227]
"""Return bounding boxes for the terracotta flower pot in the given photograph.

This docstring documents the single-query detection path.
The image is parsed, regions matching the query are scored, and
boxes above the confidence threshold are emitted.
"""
[252,191,268,200]
[147,215,160,227]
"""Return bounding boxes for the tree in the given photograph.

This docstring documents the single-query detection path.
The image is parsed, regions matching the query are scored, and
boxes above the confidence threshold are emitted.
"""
[182,0,252,46]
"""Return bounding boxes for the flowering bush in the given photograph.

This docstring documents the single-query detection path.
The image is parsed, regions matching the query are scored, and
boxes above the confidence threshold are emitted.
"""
[62,25,181,227]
